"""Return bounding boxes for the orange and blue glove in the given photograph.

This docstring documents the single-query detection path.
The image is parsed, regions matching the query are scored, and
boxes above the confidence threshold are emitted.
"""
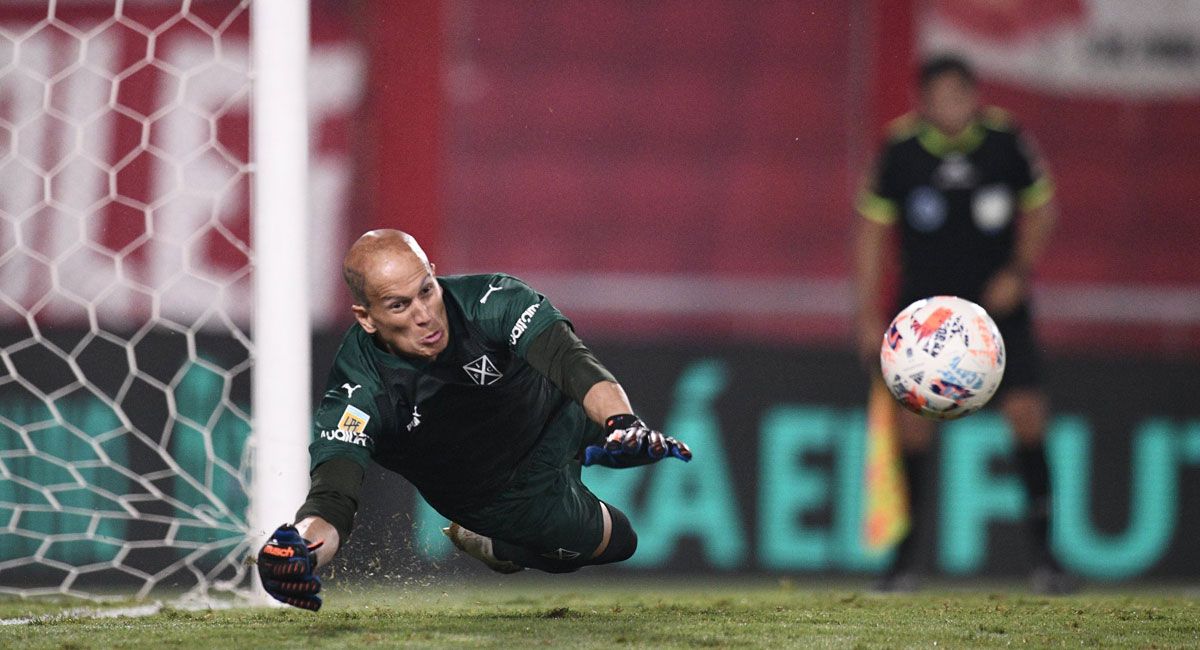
[257,524,324,611]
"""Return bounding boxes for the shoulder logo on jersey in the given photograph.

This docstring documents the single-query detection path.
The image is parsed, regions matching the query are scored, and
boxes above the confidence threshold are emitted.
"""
[337,404,371,435]
[480,283,507,304]
[341,383,362,398]
[320,405,372,446]
[509,303,540,345]
[463,355,503,385]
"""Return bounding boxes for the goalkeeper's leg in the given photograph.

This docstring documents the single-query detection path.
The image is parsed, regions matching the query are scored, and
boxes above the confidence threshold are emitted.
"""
[444,500,637,574]
[490,501,637,573]
[443,412,637,573]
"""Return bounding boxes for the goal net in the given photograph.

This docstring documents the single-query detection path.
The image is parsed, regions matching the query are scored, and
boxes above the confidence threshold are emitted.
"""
[0,0,332,602]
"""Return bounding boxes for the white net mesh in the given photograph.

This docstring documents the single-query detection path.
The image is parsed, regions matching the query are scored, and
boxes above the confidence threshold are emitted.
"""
[0,0,257,600]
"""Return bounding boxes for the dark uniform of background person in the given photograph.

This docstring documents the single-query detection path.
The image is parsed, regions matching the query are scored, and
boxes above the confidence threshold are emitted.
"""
[253,230,690,611]
[853,55,1073,593]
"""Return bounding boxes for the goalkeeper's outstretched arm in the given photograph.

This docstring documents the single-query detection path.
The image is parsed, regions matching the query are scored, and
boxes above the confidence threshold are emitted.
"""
[295,516,340,569]
[256,458,362,610]
[525,322,691,466]
[293,456,365,569]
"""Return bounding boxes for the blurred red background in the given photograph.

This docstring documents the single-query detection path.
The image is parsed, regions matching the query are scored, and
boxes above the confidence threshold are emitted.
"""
[358,0,1200,355]
[2,0,1196,354]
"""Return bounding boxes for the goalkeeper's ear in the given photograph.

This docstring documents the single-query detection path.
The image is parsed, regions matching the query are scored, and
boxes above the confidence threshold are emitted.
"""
[351,302,376,334]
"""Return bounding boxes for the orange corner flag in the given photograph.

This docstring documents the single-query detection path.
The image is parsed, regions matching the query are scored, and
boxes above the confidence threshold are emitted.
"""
[863,379,909,552]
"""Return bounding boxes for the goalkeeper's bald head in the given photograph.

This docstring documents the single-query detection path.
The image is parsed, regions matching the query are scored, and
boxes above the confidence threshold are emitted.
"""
[342,229,432,307]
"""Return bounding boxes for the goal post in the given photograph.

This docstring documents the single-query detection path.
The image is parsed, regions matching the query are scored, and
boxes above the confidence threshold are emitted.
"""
[249,0,312,602]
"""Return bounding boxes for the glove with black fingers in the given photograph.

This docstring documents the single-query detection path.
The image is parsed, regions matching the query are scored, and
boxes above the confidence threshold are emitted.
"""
[257,524,325,611]
[582,414,692,468]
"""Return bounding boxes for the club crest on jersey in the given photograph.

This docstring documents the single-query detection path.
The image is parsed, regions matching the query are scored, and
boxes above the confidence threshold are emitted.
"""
[463,355,503,385]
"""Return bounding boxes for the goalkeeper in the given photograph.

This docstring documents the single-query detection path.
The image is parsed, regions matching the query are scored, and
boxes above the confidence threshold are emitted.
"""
[256,229,691,610]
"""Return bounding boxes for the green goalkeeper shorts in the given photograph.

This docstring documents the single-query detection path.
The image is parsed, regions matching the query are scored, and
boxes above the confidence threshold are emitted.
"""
[446,402,607,558]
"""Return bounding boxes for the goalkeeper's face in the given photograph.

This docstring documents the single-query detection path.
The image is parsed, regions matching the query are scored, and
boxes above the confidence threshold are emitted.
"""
[352,253,449,361]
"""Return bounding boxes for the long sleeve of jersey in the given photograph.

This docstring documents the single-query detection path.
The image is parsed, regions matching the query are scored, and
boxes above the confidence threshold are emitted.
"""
[294,457,365,544]
[524,321,617,404]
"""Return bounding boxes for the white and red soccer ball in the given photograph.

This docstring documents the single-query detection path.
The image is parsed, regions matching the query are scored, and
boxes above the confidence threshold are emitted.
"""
[880,296,1006,420]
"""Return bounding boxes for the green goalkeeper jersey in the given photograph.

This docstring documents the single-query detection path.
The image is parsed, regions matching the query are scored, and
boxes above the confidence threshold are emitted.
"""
[308,273,573,511]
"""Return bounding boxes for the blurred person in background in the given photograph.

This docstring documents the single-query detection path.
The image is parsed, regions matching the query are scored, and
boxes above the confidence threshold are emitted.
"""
[853,54,1073,594]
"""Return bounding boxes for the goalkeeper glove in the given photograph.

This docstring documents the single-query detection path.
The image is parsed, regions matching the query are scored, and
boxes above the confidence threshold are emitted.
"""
[583,414,692,467]
[257,524,324,611]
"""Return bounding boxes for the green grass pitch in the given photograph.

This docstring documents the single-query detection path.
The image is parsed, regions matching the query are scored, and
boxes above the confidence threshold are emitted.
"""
[2,578,1198,649]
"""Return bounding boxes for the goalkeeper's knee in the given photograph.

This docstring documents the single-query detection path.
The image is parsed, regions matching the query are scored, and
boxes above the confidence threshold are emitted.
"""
[519,502,635,572]
[592,502,637,565]
[491,502,637,573]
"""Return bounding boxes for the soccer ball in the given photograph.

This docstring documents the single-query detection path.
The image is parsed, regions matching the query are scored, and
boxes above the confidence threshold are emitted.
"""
[880,296,1005,420]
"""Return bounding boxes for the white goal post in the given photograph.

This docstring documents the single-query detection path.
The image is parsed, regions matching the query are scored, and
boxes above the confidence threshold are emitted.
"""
[0,0,317,602]
[249,0,311,603]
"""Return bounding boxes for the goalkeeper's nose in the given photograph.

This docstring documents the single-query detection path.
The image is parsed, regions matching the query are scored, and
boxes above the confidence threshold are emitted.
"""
[412,297,435,326]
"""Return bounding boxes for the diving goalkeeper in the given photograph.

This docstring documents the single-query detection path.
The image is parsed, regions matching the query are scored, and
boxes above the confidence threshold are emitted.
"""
[256,229,691,610]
